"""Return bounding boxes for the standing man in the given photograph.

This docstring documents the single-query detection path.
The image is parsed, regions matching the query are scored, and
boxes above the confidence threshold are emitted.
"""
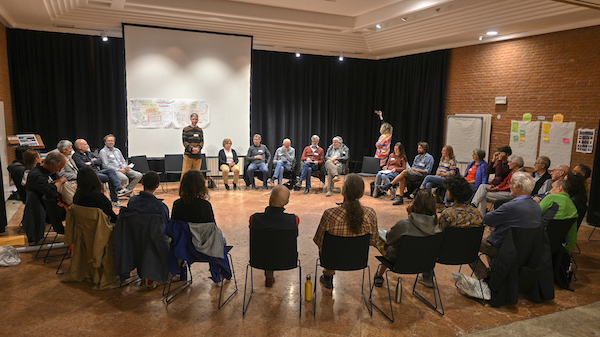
[181,113,204,179]
[246,134,271,190]
[389,142,434,205]
[72,138,130,207]
[271,138,296,186]
[99,134,143,192]
[297,135,324,194]
[249,185,299,287]
[324,136,350,197]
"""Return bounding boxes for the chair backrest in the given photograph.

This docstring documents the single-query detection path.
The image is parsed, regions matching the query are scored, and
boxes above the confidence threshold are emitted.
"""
[249,228,298,270]
[320,232,370,271]
[437,226,485,265]
[546,218,577,254]
[42,196,63,231]
[392,232,444,274]
[360,156,380,175]
[164,154,183,172]
[200,154,208,171]
[129,155,150,174]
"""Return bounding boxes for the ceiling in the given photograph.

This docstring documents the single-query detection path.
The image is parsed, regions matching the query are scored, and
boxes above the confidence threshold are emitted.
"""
[1,0,600,59]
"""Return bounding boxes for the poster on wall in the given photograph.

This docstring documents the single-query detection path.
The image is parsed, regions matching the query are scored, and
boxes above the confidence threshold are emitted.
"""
[128,99,210,129]
[576,128,595,154]
[538,122,575,169]
[509,121,540,167]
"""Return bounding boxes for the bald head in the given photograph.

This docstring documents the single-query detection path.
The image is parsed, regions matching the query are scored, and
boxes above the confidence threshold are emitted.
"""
[74,139,89,153]
[269,185,290,208]
[552,165,570,181]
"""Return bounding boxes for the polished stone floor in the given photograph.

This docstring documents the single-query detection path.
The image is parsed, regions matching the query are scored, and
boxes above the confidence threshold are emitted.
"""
[1,177,600,336]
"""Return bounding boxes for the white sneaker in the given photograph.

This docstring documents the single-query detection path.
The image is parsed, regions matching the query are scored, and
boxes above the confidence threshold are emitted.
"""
[117,189,132,197]
[332,176,341,183]
[112,200,123,208]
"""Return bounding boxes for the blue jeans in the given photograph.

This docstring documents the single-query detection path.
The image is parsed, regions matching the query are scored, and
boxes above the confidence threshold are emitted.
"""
[247,162,269,186]
[375,171,399,187]
[273,161,292,185]
[421,175,445,190]
[97,168,122,202]
[299,162,318,188]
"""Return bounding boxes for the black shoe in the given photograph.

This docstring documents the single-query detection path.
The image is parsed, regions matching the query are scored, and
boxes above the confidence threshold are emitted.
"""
[393,197,404,205]
[251,185,257,190]
[233,183,238,190]
[304,188,310,194]
[320,274,334,290]
[225,184,230,190]
[263,185,268,190]
[374,275,384,288]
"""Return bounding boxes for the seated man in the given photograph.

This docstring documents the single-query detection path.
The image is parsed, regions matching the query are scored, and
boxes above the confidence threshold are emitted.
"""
[127,171,170,226]
[540,179,578,252]
[324,136,349,197]
[493,155,552,209]
[72,138,131,208]
[389,142,434,205]
[533,165,570,201]
[469,172,541,280]
[486,146,512,187]
[270,138,296,186]
[56,140,79,205]
[249,185,299,287]
[297,135,324,194]
[99,134,143,192]
[471,155,525,216]
[7,145,29,202]
[246,134,271,190]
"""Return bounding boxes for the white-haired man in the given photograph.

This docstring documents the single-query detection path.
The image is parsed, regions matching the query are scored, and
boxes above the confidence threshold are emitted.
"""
[270,138,296,186]
[324,136,349,197]
[297,135,324,194]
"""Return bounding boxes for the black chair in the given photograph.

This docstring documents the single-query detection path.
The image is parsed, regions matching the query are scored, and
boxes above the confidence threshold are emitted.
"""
[37,196,69,264]
[370,233,444,322]
[437,226,486,305]
[243,228,301,316]
[129,155,150,174]
[163,154,183,192]
[357,156,380,178]
[313,233,372,317]
[588,211,600,241]
[546,218,578,255]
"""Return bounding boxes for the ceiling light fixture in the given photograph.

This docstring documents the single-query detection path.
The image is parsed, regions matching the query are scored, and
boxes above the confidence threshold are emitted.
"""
[101,31,108,42]
[295,48,300,58]
[402,17,407,22]
[376,24,382,29]
[479,36,483,41]
[339,52,344,62]
[486,31,498,36]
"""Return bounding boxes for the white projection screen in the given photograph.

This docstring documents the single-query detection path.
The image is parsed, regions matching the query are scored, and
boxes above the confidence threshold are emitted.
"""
[123,24,252,157]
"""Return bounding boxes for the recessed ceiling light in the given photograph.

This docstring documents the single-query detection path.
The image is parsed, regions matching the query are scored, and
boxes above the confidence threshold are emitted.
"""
[101,31,108,42]
[376,24,381,29]
[479,36,483,41]
[295,48,300,58]
[339,52,344,62]
[402,17,407,22]
[486,31,498,36]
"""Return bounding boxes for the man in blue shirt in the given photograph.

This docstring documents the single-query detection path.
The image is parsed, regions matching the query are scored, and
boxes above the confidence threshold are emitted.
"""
[388,142,434,205]
[126,171,169,225]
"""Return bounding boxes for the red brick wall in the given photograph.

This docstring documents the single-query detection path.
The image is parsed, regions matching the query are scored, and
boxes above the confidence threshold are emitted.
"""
[446,25,600,170]
[0,23,15,164]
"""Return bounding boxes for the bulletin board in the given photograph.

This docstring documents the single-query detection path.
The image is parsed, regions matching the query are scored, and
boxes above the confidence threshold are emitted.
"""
[538,122,576,169]
[446,116,484,163]
[509,121,540,167]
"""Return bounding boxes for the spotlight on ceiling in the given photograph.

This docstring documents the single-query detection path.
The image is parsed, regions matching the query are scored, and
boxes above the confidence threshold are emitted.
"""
[101,31,108,42]
[479,36,483,41]
[295,48,300,58]
[376,24,382,29]
[402,17,407,22]
[339,52,344,62]
[486,31,498,36]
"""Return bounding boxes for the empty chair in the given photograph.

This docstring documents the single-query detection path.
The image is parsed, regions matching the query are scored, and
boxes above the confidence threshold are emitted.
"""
[243,228,301,316]
[370,232,444,321]
[163,154,183,191]
[313,233,372,317]
[128,155,150,174]
[357,156,381,177]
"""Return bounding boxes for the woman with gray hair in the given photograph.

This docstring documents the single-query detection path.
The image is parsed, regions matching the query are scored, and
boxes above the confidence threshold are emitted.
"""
[463,148,488,189]
[471,154,526,216]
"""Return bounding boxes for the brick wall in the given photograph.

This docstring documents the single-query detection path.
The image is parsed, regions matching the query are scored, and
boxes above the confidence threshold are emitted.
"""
[446,25,600,170]
[0,23,15,164]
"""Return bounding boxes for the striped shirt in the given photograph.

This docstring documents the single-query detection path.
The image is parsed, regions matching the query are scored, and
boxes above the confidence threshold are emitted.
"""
[313,204,378,249]
[182,125,204,159]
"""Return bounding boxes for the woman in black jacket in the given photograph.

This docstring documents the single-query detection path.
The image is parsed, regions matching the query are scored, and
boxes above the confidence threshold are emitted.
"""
[218,138,239,190]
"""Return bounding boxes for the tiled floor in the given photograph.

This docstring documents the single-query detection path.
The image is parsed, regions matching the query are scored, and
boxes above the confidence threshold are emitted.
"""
[1,178,600,336]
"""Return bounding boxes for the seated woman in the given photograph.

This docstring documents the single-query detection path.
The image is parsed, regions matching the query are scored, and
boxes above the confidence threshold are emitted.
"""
[171,170,229,283]
[21,149,42,186]
[373,189,441,287]
[72,167,117,223]
[218,138,240,190]
[373,142,407,199]
[464,148,488,190]
[418,145,458,192]
[313,174,378,289]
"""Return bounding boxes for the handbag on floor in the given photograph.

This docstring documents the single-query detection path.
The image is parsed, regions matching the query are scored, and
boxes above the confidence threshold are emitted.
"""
[0,245,21,267]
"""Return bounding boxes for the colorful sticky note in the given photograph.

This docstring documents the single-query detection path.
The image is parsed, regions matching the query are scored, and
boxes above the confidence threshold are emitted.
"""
[519,136,525,141]
[513,135,519,140]
[512,122,519,133]
[563,138,570,143]
[522,113,532,122]
[543,136,550,141]
[553,114,564,123]
[543,123,551,134]
[520,130,525,135]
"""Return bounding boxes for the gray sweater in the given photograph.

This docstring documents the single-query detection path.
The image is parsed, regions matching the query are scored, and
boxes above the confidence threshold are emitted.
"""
[385,213,441,262]
[325,143,350,173]
[273,146,296,166]
[246,144,271,165]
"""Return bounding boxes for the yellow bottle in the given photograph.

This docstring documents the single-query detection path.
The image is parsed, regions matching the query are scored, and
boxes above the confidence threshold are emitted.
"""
[305,274,313,301]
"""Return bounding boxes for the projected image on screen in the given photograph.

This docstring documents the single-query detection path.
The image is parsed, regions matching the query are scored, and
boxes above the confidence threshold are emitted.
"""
[123,24,252,157]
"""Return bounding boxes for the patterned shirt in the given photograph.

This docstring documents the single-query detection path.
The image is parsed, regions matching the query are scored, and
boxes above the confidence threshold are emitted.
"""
[439,203,484,231]
[182,125,204,159]
[313,204,378,249]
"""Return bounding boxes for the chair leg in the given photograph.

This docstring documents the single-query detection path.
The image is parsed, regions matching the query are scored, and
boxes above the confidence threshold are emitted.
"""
[361,265,372,316]
[242,264,254,316]
[573,243,581,255]
[56,245,71,276]
[35,225,52,259]
[313,258,319,316]
[412,271,444,316]
[218,252,238,309]
[588,226,599,241]
[163,262,193,304]
[298,261,302,318]
[369,266,394,323]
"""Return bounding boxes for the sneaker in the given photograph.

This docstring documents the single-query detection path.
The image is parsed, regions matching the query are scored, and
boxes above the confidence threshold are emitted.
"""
[267,178,274,186]
[320,274,334,289]
[326,190,333,197]
[112,200,123,208]
[407,193,415,200]
[117,189,132,197]
[304,188,310,194]
[390,187,396,200]
[374,275,384,288]
[251,185,257,190]
[417,275,434,288]
[265,277,275,287]
[332,176,341,183]
[296,182,303,189]
[392,197,404,206]
[225,184,230,190]
[233,184,238,190]
[263,185,268,190]
[372,186,380,198]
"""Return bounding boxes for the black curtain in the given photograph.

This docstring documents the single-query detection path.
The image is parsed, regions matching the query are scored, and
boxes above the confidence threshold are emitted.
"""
[251,49,449,165]
[586,119,600,225]
[7,29,127,153]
